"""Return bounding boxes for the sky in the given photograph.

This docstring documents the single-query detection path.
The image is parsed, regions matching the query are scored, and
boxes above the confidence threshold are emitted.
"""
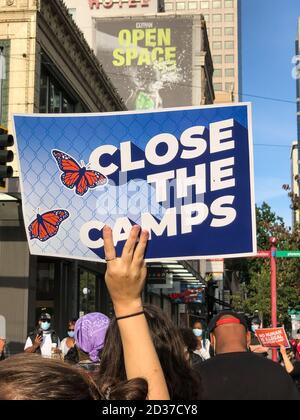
[241,0,299,227]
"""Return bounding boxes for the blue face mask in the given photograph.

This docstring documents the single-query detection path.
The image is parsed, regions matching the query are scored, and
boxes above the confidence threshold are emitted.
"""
[193,329,203,338]
[41,322,51,331]
[68,331,75,338]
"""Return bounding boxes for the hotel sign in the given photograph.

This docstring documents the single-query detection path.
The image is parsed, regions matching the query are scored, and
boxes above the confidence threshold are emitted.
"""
[88,0,153,10]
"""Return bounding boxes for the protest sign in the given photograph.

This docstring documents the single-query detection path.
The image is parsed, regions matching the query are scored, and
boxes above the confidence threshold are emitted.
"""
[13,104,256,262]
[255,328,290,349]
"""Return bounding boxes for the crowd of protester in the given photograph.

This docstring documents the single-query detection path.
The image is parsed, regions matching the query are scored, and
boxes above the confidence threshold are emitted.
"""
[0,225,299,400]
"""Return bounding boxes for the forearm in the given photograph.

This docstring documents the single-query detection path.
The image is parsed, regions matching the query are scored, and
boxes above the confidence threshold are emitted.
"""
[24,346,38,353]
[281,353,294,374]
[116,302,170,401]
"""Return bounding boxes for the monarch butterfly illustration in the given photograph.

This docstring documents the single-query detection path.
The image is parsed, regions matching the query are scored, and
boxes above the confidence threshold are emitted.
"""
[29,210,69,242]
[52,150,107,196]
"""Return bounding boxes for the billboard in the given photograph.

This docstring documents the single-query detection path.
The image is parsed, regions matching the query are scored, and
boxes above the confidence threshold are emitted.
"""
[14,103,256,263]
[94,16,194,110]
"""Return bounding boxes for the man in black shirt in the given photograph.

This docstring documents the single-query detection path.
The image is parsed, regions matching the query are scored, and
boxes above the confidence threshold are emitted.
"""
[197,311,299,400]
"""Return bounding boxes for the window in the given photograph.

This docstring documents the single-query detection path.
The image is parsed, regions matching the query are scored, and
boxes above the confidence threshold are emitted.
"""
[225,41,234,49]
[225,68,235,77]
[176,2,185,9]
[214,69,222,77]
[224,27,234,35]
[188,1,198,9]
[165,2,174,10]
[212,14,222,23]
[165,3,174,11]
[225,0,233,7]
[203,14,210,23]
[36,262,55,301]
[212,55,222,64]
[212,0,221,7]
[68,8,76,19]
[225,82,234,92]
[212,27,222,36]
[39,65,76,113]
[225,54,234,63]
[201,1,210,8]
[213,41,222,50]
[213,83,222,91]
[224,13,234,22]
[79,269,97,316]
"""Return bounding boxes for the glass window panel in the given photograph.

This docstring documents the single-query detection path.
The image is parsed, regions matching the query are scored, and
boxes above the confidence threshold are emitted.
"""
[214,69,222,77]
[224,27,234,35]
[225,54,234,63]
[176,2,185,9]
[212,27,222,36]
[203,14,210,23]
[79,270,97,316]
[225,41,234,49]
[213,41,222,50]
[39,73,48,113]
[225,82,234,91]
[36,262,55,301]
[213,83,222,91]
[225,68,235,77]
[201,1,210,8]
[165,3,174,10]
[224,13,234,22]
[188,2,198,9]
[212,55,222,64]
[212,14,222,23]
[49,82,61,113]
[225,0,233,7]
[212,0,221,8]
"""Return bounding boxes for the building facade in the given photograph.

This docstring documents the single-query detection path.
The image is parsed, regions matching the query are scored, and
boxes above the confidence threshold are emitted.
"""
[164,0,240,103]
[0,0,126,354]
[64,0,215,109]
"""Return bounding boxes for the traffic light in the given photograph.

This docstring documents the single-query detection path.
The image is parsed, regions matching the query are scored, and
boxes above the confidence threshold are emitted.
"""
[0,127,14,182]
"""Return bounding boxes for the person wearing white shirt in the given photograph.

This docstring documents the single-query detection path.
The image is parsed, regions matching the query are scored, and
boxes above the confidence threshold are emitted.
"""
[192,320,211,361]
[24,312,60,359]
[60,319,77,358]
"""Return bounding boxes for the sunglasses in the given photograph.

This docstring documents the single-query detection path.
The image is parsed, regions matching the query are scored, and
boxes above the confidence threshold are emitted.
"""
[68,329,75,332]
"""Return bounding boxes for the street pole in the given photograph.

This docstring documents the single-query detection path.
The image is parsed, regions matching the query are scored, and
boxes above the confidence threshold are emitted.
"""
[269,237,277,362]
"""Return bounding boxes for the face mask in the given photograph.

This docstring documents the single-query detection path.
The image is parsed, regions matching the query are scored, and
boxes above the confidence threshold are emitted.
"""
[193,329,203,337]
[251,325,259,333]
[41,322,51,331]
[68,331,75,338]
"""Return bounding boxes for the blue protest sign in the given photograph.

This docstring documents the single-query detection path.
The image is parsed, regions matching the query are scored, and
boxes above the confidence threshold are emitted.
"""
[13,104,256,262]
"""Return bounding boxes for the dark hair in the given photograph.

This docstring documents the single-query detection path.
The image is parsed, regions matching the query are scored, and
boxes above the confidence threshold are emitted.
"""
[179,328,198,352]
[99,304,202,400]
[0,354,148,400]
[68,319,77,326]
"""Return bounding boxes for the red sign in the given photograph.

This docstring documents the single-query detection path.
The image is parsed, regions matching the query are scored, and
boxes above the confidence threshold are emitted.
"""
[255,328,290,348]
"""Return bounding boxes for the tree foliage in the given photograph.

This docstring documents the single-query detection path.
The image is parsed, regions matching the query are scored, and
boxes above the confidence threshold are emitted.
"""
[229,202,300,325]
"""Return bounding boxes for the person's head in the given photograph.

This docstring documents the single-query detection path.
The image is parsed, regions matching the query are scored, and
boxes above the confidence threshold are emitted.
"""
[208,311,251,355]
[192,321,204,338]
[75,313,110,363]
[99,304,202,400]
[38,312,51,332]
[179,328,198,360]
[0,354,148,400]
[251,317,261,333]
[67,319,77,339]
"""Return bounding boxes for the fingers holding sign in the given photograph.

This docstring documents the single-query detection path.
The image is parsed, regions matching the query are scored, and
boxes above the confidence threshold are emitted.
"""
[103,225,149,317]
